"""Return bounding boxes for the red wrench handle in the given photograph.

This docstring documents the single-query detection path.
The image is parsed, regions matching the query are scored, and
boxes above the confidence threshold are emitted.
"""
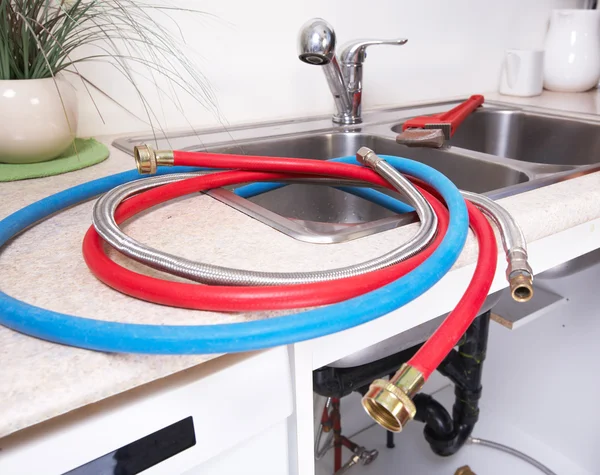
[402,94,484,137]
[439,94,484,135]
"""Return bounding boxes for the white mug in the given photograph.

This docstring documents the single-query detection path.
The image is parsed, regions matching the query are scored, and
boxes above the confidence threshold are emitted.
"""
[499,49,544,97]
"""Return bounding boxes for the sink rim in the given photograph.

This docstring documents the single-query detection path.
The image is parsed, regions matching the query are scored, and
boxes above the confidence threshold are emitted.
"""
[113,97,600,154]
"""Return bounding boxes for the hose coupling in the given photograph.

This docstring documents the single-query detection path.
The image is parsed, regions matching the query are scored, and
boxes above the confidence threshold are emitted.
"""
[356,146,384,168]
[455,466,477,475]
[509,271,533,303]
[134,144,175,174]
[506,247,534,303]
[361,363,425,432]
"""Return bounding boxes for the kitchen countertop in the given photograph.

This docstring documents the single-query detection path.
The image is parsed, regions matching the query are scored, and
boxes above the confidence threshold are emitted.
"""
[1,88,600,439]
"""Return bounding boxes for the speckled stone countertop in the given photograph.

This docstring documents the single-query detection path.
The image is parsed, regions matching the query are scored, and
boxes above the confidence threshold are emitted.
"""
[1,89,600,439]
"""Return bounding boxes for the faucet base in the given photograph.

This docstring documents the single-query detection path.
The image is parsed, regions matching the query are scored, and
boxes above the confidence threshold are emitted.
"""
[333,115,363,125]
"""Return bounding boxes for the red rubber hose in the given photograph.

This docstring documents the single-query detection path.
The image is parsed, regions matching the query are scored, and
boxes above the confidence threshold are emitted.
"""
[173,150,390,175]
[407,199,497,379]
[85,152,498,379]
[83,170,448,311]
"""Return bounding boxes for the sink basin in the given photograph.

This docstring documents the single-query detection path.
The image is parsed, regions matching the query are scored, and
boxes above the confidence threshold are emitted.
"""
[441,109,600,166]
[204,133,528,242]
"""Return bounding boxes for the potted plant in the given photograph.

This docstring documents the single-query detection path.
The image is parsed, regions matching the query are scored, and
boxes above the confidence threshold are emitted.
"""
[0,0,215,164]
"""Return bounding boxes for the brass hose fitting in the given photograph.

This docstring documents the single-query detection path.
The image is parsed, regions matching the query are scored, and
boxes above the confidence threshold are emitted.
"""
[455,466,477,475]
[361,364,425,432]
[509,271,533,303]
[506,248,533,302]
[133,144,174,174]
[460,192,534,304]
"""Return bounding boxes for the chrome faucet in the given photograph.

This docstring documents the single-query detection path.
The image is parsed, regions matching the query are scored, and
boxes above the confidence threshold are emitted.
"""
[298,18,407,125]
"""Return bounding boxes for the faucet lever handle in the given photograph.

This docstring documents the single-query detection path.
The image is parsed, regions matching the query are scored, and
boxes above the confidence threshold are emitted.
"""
[341,38,408,64]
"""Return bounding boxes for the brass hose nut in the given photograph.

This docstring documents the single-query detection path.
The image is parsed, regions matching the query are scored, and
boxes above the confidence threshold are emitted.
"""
[133,144,174,175]
[455,465,477,475]
[134,144,157,174]
[362,379,416,432]
[509,270,534,303]
[361,364,424,432]
[506,248,534,303]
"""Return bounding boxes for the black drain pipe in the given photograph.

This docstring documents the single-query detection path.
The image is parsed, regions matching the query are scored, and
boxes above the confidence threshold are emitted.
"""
[413,393,454,440]
[417,310,491,456]
[312,311,491,458]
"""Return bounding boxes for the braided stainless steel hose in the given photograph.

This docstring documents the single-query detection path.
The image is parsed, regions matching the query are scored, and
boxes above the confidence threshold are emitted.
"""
[462,191,533,302]
[468,437,556,475]
[93,151,437,286]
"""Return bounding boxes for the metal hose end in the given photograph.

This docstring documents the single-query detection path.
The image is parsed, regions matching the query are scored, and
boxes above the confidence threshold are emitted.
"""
[506,248,534,303]
[133,145,175,175]
[361,364,424,432]
[510,271,534,303]
[134,144,157,174]
[455,466,477,475]
[356,146,382,168]
[362,380,414,432]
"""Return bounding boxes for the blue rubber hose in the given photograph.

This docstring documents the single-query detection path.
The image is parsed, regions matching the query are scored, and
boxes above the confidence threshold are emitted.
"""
[0,156,468,354]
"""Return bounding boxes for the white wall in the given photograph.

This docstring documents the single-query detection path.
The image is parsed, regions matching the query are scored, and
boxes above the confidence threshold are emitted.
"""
[75,0,585,137]
[480,251,600,472]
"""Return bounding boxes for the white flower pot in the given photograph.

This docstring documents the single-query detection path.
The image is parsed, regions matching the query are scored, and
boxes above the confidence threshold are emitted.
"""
[0,75,78,164]
[543,9,600,93]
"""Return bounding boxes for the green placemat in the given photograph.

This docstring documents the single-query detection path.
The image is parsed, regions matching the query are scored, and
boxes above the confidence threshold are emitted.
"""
[0,138,110,182]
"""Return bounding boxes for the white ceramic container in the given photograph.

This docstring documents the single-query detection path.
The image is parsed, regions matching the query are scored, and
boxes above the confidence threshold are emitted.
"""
[0,75,78,164]
[544,9,600,93]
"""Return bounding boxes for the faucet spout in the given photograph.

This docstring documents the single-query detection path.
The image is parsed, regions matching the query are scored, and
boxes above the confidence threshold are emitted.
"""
[298,18,407,125]
[297,18,355,124]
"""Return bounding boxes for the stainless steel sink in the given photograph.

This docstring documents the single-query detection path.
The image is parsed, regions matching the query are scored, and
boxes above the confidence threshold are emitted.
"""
[113,98,600,367]
[439,108,600,166]
[114,99,600,244]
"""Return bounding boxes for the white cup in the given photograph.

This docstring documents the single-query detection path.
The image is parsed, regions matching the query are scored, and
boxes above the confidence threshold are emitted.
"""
[499,49,544,97]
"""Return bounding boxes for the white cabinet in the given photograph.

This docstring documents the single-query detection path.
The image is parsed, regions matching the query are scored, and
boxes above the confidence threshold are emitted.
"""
[0,347,293,475]
[186,421,289,475]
